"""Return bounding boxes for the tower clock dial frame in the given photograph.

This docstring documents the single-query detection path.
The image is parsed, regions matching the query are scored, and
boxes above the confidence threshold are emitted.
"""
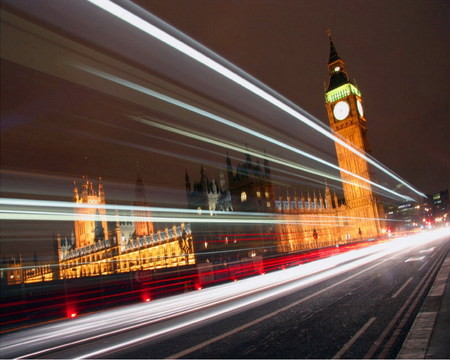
[333,101,350,121]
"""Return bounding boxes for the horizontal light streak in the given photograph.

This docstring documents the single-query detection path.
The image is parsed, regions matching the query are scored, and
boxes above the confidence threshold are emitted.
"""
[0,198,388,225]
[3,228,448,359]
[0,198,195,214]
[0,210,371,226]
[85,0,425,200]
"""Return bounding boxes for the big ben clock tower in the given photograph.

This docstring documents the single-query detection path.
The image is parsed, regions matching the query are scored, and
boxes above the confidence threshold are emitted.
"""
[325,34,385,237]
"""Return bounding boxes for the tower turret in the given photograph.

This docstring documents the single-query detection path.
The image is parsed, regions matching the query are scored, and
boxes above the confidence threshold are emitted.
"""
[73,174,108,249]
[134,162,154,237]
[98,177,105,202]
[73,181,79,202]
[325,180,333,209]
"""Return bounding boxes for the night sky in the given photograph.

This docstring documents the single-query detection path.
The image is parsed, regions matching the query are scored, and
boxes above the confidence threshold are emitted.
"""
[1,0,449,257]
[137,0,449,194]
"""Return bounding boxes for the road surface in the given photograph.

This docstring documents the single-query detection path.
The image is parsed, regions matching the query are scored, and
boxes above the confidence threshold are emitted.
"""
[1,229,449,359]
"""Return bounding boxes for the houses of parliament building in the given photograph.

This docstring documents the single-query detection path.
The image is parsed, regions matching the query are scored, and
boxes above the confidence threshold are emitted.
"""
[185,36,385,263]
[7,37,386,284]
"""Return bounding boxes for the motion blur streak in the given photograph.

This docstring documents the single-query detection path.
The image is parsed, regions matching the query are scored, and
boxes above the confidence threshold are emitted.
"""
[76,62,412,202]
[85,0,425,200]
[130,116,346,187]
[4,228,449,359]
[0,198,387,225]
[86,116,348,191]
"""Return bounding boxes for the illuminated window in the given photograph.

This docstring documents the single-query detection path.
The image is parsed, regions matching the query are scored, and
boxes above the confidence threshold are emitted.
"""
[241,191,247,202]
[266,201,271,208]
[265,191,269,198]
[256,191,261,198]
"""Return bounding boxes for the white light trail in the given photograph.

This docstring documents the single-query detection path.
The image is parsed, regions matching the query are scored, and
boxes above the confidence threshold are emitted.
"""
[76,63,414,202]
[0,198,388,225]
[3,228,448,359]
[131,116,348,188]
[85,0,425,199]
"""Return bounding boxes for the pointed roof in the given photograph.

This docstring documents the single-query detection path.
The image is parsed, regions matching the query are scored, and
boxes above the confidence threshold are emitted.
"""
[326,32,351,92]
[328,36,340,64]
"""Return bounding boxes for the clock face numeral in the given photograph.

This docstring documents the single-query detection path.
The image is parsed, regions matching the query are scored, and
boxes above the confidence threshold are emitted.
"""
[333,101,350,121]
[357,99,364,117]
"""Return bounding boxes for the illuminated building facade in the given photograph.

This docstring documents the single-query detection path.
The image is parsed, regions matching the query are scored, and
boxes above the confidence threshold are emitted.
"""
[186,36,387,259]
[57,175,195,280]
[274,184,348,253]
[324,35,385,238]
[73,177,108,249]
[273,36,386,251]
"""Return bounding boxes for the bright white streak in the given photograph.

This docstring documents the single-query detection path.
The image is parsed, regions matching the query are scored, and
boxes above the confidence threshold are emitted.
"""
[5,228,448,359]
[76,63,413,203]
[0,198,388,224]
[85,0,425,199]
[131,117,357,190]
[0,209,368,226]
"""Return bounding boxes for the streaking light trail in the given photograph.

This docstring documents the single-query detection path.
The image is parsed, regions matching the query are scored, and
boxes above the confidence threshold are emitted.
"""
[2,228,448,359]
[0,198,386,225]
[75,63,414,202]
[85,0,425,200]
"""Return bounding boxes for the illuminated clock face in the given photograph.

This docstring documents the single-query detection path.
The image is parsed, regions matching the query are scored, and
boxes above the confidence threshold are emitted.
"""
[333,101,350,120]
[357,99,364,117]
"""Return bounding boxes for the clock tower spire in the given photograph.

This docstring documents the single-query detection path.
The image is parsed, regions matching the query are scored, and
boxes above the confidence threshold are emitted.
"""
[327,34,350,92]
[324,33,385,238]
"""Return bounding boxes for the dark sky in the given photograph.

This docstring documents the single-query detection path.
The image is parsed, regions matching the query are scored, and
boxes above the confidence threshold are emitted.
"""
[136,0,449,195]
[1,0,449,258]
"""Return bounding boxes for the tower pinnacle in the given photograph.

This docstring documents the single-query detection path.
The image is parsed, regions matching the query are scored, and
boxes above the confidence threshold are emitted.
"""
[326,32,350,91]
[328,32,340,65]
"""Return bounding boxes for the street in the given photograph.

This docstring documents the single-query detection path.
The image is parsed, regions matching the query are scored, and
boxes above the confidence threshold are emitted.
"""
[1,229,449,359]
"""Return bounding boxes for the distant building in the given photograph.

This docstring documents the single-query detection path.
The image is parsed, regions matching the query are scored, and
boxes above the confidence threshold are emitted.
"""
[423,189,449,227]
[385,202,422,232]
[55,174,195,280]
